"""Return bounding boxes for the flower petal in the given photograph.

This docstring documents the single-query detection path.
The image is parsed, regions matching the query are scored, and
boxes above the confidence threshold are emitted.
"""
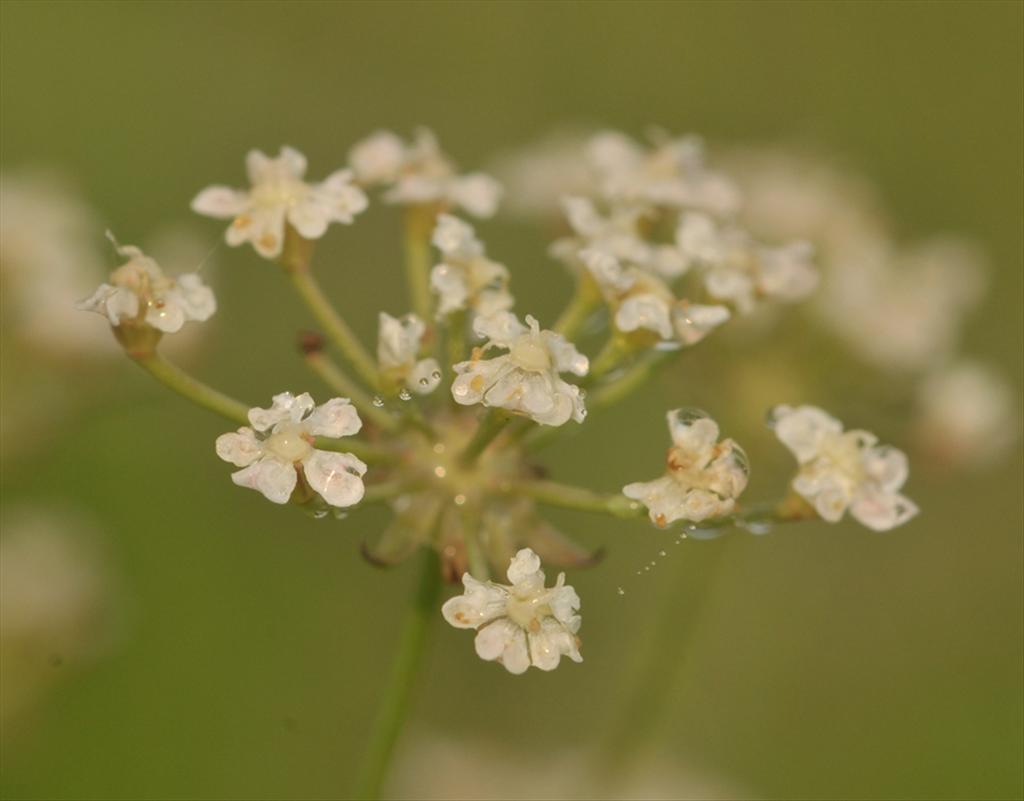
[231,458,297,505]
[215,427,262,467]
[190,186,249,219]
[305,397,362,438]
[302,449,366,508]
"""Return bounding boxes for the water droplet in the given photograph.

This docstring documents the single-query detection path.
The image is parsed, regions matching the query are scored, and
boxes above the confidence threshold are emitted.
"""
[332,509,348,520]
[398,389,412,401]
[311,509,329,519]
[741,519,773,535]
[453,493,467,506]
[432,443,445,454]
[419,377,430,386]
[654,340,683,352]
[649,561,656,567]
[616,587,626,596]
[643,565,651,572]
[372,396,385,408]
[431,369,442,379]
[659,550,667,557]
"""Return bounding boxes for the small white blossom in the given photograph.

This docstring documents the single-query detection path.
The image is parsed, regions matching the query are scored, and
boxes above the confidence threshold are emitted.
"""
[451,313,588,426]
[191,146,368,259]
[77,238,215,333]
[488,131,594,219]
[677,212,818,313]
[377,312,442,395]
[580,248,730,346]
[915,361,1017,469]
[430,214,513,318]
[442,548,582,674]
[586,130,740,215]
[349,129,502,218]
[215,393,366,507]
[553,196,688,279]
[770,405,918,531]
[624,410,748,527]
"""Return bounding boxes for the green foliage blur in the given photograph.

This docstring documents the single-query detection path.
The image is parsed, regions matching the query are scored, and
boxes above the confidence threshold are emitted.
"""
[1,2,1021,799]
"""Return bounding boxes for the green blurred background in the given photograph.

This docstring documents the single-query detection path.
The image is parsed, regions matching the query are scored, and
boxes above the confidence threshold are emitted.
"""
[2,2,1021,799]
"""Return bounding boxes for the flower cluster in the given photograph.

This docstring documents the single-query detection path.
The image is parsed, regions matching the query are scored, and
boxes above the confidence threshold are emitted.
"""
[78,128,932,677]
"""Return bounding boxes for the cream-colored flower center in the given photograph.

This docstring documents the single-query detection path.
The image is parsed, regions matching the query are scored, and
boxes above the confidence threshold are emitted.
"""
[510,335,551,372]
[252,177,309,210]
[818,432,866,485]
[505,589,551,631]
[266,422,313,463]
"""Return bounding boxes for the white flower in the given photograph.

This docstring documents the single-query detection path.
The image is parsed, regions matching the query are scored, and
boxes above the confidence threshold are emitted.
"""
[488,130,594,219]
[191,146,368,259]
[442,548,582,674]
[451,313,588,426]
[624,409,748,527]
[770,405,918,531]
[580,248,730,346]
[430,214,513,318]
[915,361,1017,468]
[377,312,442,395]
[586,130,740,215]
[677,212,818,313]
[215,392,366,507]
[77,238,215,333]
[817,237,986,373]
[553,196,688,279]
[349,129,502,218]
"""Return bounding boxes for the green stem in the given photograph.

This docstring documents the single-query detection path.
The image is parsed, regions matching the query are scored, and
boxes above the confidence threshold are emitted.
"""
[287,267,379,390]
[513,480,644,519]
[458,409,510,466]
[445,309,467,371]
[403,207,435,324]
[132,351,251,426]
[351,550,442,800]
[588,337,632,382]
[553,274,601,339]
[589,349,677,410]
[304,350,399,432]
[594,538,732,782]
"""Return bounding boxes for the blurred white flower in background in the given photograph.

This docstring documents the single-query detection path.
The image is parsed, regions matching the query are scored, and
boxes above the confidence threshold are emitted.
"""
[914,361,1018,469]
[349,129,502,218]
[389,733,755,800]
[1,508,114,734]
[192,146,368,259]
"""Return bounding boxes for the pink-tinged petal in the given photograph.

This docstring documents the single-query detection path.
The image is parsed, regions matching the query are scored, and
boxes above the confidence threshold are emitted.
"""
[303,450,366,508]
[306,397,362,438]
[190,186,248,219]
[248,392,312,432]
[850,490,918,531]
[441,576,507,629]
[772,405,843,463]
[231,458,297,504]
[215,428,262,467]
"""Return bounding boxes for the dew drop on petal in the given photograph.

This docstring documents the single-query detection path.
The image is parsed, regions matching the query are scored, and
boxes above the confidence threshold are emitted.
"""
[398,389,412,401]
[431,369,442,379]
[372,396,385,408]
[311,509,329,520]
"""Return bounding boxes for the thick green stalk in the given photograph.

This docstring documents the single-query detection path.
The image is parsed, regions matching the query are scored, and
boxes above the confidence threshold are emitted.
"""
[132,351,252,426]
[458,409,510,466]
[513,480,644,519]
[553,274,601,339]
[287,268,379,390]
[403,206,435,324]
[351,551,442,800]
